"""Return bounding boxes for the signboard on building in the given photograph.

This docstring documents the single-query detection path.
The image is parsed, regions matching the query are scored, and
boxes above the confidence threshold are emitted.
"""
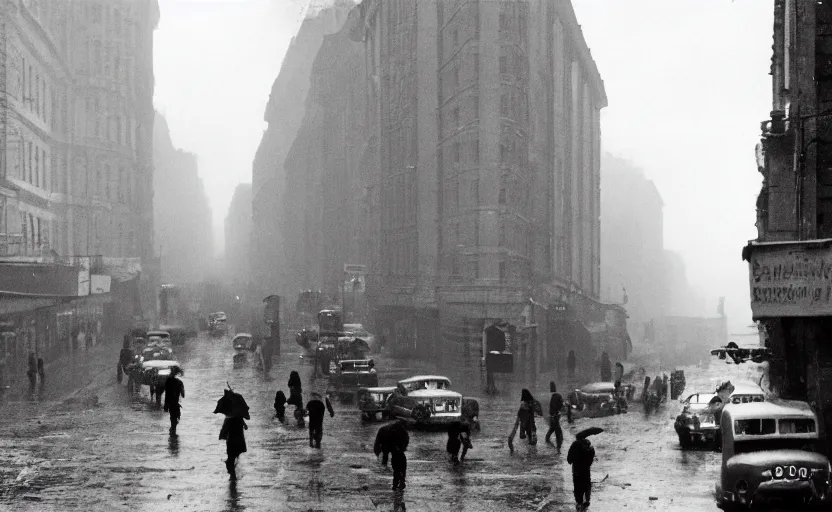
[745,239,832,318]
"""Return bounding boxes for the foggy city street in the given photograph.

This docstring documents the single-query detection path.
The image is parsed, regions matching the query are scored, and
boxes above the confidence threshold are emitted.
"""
[1,1,831,512]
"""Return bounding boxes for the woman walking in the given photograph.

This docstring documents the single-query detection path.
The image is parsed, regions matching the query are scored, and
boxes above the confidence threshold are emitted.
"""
[508,389,542,452]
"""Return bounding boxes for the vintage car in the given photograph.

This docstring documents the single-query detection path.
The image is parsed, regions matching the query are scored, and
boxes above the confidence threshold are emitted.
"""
[398,375,452,392]
[146,330,172,346]
[232,333,255,351]
[343,323,378,352]
[675,392,720,448]
[392,375,480,428]
[326,359,379,401]
[140,343,173,361]
[715,400,831,510]
[387,388,464,427]
[567,382,632,419]
[209,312,228,337]
[126,358,182,407]
[357,386,397,421]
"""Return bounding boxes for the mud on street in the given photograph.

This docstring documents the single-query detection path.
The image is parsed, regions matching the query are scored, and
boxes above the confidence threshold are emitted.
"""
[0,334,768,512]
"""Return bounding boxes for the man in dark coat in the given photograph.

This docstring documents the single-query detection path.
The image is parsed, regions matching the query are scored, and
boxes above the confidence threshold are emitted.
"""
[287,371,304,426]
[305,392,335,448]
[274,390,287,423]
[446,421,472,464]
[163,367,185,435]
[545,381,568,449]
[567,434,596,511]
[117,335,134,384]
[374,422,395,466]
[389,419,409,490]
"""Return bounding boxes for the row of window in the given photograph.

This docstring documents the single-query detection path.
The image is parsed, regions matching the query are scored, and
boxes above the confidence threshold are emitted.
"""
[82,97,136,148]
[19,213,49,254]
[21,140,49,190]
[20,57,50,125]
[447,254,527,284]
[77,38,137,87]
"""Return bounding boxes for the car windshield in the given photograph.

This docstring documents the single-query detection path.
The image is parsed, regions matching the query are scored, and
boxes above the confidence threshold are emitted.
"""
[734,438,820,455]
[731,395,764,404]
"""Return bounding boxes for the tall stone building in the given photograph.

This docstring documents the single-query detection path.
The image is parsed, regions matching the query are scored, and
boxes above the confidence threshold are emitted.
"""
[745,0,832,457]
[251,2,357,301]
[224,183,252,288]
[259,0,624,375]
[352,0,617,374]
[0,0,159,262]
[153,112,213,285]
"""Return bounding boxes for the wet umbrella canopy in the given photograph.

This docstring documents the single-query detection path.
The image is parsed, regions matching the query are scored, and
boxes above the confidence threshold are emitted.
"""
[576,427,604,440]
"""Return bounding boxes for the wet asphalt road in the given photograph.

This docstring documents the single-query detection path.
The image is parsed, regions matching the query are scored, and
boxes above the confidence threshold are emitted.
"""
[0,333,766,511]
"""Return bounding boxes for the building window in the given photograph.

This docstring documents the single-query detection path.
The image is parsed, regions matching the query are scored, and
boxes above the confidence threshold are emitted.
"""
[499,13,509,31]
[499,55,508,75]
[452,107,460,127]
[27,141,33,182]
[472,177,479,205]
[454,142,461,164]
[499,261,506,282]
[473,51,479,78]
[454,66,460,89]
[35,75,40,117]
[473,137,480,164]
[501,93,509,116]
[454,180,460,210]
[452,28,458,47]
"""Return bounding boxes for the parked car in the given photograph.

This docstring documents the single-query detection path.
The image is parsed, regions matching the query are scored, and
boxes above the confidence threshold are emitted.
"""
[209,312,228,337]
[567,382,631,419]
[675,392,720,448]
[715,400,831,510]
[357,386,396,421]
[326,359,379,401]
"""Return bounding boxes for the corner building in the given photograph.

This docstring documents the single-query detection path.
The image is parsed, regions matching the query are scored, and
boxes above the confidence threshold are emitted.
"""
[356,0,615,376]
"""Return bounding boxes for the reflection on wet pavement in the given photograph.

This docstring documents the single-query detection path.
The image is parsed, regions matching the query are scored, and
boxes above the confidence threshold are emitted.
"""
[0,333,765,511]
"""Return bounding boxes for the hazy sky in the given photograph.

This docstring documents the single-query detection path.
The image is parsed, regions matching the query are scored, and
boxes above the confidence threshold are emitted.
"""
[154,0,771,334]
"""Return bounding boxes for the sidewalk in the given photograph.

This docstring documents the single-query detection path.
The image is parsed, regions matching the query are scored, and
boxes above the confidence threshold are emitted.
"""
[0,340,119,407]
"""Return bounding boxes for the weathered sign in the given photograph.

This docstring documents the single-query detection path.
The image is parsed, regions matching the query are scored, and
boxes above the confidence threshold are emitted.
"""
[746,240,832,318]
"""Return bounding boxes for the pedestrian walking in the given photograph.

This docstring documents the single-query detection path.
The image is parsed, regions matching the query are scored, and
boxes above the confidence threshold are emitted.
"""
[374,422,395,466]
[446,420,472,464]
[613,362,624,393]
[117,335,134,384]
[305,392,335,448]
[600,351,611,382]
[567,350,576,380]
[37,357,45,383]
[568,428,599,512]
[389,419,409,490]
[163,366,185,434]
[508,389,543,452]
[27,351,37,388]
[214,386,250,480]
[545,381,569,449]
[274,390,287,423]
[287,370,304,426]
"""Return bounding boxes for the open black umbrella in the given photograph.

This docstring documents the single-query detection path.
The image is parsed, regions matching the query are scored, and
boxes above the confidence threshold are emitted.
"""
[576,427,604,440]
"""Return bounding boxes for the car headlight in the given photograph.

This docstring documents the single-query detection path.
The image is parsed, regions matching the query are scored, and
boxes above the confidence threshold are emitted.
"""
[774,466,784,478]
[736,480,748,497]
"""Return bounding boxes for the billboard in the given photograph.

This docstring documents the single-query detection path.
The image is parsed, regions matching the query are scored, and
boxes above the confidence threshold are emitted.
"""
[745,240,832,318]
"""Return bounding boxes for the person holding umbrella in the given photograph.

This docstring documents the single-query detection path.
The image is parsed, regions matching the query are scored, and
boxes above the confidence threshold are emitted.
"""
[567,427,601,512]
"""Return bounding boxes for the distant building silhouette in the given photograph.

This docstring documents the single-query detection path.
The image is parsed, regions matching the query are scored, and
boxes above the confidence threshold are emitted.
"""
[153,113,213,284]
